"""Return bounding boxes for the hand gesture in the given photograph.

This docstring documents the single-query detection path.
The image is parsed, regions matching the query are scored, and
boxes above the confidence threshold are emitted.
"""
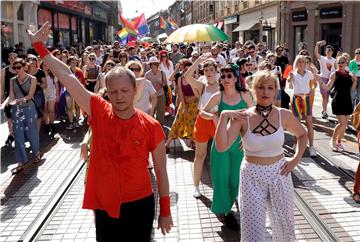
[80,143,88,161]
[317,40,326,46]
[280,159,297,176]
[158,215,173,235]
[222,109,247,120]
[27,22,51,43]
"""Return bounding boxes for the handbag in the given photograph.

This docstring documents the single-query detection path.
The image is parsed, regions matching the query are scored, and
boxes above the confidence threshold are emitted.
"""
[161,71,172,106]
[15,77,43,118]
[281,89,290,109]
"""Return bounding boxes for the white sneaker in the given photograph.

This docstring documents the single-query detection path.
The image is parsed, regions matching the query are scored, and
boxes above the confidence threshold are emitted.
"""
[193,186,202,199]
[309,146,317,157]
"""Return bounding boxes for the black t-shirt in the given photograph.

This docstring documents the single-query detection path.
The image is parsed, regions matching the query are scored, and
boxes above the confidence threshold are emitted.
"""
[241,71,252,79]
[33,69,46,92]
[4,66,17,98]
[274,56,289,75]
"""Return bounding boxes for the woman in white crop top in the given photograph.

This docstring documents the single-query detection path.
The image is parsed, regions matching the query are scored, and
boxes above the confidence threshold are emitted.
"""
[215,70,308,242]
[183,54,219,199]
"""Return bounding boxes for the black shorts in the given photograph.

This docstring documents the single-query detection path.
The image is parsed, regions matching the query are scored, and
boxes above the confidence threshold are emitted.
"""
[95,194,155,242]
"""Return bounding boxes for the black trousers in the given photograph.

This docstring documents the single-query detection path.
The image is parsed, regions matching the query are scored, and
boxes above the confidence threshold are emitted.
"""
[95,194,155,242]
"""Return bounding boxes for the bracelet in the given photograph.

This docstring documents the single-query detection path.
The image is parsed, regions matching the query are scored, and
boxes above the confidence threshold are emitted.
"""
[159,196,171,217]
[33,42,50,58]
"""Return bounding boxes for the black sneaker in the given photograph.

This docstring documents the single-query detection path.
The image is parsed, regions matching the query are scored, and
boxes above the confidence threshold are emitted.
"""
[224,212,240,231]
[322,111,328,119]
[45,124,51,133]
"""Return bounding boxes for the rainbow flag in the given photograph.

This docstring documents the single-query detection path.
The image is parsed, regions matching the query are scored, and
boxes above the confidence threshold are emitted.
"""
[159,16,168,30]
[131,13,149,36]
[167,16,178,30]
[116,28,129,44]
[118,13,138,37]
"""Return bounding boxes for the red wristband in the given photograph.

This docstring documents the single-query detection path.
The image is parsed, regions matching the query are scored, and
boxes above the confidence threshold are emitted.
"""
[159,196,171,217]
[33,42,50,58]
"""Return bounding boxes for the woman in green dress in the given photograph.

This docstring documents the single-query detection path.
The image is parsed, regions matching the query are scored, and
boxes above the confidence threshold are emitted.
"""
[200,64,253,230]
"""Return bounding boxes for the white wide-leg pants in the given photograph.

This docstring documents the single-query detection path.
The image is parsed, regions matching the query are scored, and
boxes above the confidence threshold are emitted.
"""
[239,158,295,242]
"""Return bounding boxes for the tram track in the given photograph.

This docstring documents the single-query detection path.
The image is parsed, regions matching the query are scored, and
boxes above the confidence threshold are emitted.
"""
[18,160,86,242]
[290,135,357,242]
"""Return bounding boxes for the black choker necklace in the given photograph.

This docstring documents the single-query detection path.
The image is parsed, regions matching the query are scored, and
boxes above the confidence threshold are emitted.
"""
[255,104,272,118]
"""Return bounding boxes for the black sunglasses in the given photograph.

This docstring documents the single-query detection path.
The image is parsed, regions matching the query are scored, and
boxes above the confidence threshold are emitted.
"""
[107,63,115,67]
[129,67,141,72]
[355,52,360,55]
[220,73,234,79]
[27,57,37,61]
[161,55,167,58]
[13,65,23,70]
[337,61,345,64]
[89,58,96,61]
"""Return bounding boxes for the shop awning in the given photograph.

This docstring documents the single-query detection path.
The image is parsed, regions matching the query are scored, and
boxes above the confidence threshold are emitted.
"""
[233,21,259,32]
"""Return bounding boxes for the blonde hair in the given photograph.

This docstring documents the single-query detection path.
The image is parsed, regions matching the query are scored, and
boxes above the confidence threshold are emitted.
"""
[251,70,278,99]
[336,55,346,63]
[293,55,307,70]
[125,60,144,76]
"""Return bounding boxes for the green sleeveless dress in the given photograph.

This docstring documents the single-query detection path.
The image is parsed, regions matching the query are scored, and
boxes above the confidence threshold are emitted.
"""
[210,92,247,214]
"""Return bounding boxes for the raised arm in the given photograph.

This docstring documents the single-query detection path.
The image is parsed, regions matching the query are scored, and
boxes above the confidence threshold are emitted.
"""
[184,54,211,94]
[314,40,325,60]
[28,22,91,114]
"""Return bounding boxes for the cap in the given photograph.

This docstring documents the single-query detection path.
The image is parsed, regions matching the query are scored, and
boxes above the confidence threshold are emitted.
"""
[148,56,159,63]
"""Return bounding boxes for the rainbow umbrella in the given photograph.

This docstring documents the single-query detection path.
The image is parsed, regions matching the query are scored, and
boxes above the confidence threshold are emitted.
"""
[163,24,229,43]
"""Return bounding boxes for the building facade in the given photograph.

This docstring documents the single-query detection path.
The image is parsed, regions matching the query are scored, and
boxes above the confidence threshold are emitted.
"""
[38,1,117,48]
[1,1,39,50]
[281,1,360,61]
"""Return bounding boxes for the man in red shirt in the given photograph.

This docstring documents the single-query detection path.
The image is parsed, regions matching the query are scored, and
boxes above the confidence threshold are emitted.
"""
[29,23,173,242]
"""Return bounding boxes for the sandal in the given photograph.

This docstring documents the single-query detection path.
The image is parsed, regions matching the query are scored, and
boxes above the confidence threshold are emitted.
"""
[11,165,24,175]
[33,152,43,163]
[353,193,360,204]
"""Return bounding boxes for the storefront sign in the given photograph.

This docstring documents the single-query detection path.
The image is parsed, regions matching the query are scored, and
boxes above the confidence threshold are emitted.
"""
[93,7,107,21]
[292,11,307,22]
[224,16,238,25]
[320,7,342,19]
[263,26,272,31]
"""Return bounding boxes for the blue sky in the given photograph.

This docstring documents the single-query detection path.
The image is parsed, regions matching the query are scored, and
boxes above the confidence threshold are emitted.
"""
[121,0,176,19]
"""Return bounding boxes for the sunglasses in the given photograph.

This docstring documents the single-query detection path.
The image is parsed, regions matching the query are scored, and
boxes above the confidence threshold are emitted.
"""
[193,56,199,58]
[13,65,23,70]
[89,58,96,61]
[129,67,141,72]
[355,52,360,55]
[246,63,252,66]
[27,57,37,62]
[337,61,345,64]
[107,63,115,67]
[276,49,283,52]
[161,55,167,58]
[150,63,159,66]
[220,73,234,79]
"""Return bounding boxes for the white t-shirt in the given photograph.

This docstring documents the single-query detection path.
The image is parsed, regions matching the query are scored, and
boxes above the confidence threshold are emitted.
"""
[134,79,156,114]
[318,55,336,78]
[95,55,103,66]
[293,70,313,95]
[247,55,264,72]
[159,62,174,86]
[230,48,238,60]
[214,54,226,67]
[271,66,282,90]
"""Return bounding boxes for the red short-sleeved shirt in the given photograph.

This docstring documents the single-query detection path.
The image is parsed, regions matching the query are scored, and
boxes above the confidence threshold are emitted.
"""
[82,95,165,218]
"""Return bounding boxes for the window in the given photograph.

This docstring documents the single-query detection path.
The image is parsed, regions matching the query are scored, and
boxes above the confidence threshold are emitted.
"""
[1,2,13,20]
[17,4,24,21]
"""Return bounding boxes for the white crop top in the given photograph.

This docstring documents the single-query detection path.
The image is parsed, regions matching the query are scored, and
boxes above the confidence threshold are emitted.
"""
[200,89,218,113]
[242,110,284,157]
